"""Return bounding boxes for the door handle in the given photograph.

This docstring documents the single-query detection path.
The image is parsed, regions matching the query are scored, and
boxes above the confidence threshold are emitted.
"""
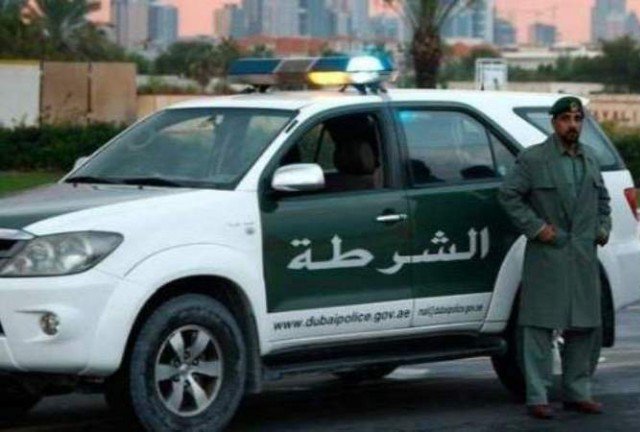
[376,213,408,223]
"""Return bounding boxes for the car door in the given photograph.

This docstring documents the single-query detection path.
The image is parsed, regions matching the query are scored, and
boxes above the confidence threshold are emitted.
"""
[393,107,519,328]
[260,108,413,342]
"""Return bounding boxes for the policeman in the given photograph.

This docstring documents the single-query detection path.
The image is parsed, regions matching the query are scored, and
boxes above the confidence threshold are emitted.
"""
[498,96,612,420]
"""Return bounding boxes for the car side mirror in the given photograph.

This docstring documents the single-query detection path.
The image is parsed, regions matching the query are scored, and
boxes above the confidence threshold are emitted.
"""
[271,163,325,192]
[73,156,90,171]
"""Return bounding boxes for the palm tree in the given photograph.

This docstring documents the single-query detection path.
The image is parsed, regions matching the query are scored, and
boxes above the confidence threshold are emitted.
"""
[384,0,477,88]
[26,0,100,55]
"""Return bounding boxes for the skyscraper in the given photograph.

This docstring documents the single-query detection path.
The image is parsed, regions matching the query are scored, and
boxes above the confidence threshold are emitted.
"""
[591,0,633,42]
[327,0,351,37]
[111,0,150,50]
[214,4,246,38]
[530,22,557,47]
[263,0,299,36]
[148,2,178,48]
[441,0,495,43]
[243,0,264,36]
[299,0,332,38]
[350,0,371,39]
[370,15,402,40]
[494,17,516,46]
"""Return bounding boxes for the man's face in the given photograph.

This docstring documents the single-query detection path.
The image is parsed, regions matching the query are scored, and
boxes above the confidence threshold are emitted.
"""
[552,111,584,145]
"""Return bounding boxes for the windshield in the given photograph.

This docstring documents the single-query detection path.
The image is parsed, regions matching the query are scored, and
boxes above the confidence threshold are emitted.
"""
[515,107,625,171]
[68,108,294,189]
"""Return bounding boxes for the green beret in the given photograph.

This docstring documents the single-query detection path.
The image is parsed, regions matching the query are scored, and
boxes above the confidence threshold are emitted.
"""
[549,96,584,116]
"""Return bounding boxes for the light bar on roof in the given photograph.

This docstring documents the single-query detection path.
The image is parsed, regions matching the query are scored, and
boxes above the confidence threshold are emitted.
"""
[228,55,395,90]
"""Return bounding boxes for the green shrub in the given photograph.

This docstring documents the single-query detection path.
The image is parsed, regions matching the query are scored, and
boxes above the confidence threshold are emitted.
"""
[0,124,125,172]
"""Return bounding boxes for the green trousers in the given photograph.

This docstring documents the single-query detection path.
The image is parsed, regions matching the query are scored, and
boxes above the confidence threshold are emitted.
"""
[518,326,602,405]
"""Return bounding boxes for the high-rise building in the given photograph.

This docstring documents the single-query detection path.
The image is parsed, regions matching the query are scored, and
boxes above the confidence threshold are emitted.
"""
[299,0,332,38]
[214,4,246,38]
[591,0,636,42]
[263,0,299,36]
[370,15,401,40]
[494,17,516,46]
[327,0,351,37]
[232,0,373,40]
[243,0,264,36]
[148,2,178,48]
[111,0,149,50]
[441,0,495,43]
[350,0,371,39]
[627,12,640,39]
[529,22,557,46]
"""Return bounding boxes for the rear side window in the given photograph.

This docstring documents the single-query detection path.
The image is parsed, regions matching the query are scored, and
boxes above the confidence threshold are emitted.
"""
[515,108,624,171]
[397,110,514,185]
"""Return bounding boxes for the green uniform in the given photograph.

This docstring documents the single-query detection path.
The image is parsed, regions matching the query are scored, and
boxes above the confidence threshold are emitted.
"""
[498,134,612,404]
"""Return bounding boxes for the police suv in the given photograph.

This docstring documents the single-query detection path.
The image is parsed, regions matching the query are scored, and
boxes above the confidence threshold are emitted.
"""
[0,57,638,431]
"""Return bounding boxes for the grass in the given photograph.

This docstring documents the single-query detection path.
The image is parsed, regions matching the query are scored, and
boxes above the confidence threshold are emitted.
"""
[0,171,62,196]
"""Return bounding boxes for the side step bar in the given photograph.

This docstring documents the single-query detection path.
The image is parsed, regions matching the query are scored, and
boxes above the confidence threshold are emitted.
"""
[263,334,506,380]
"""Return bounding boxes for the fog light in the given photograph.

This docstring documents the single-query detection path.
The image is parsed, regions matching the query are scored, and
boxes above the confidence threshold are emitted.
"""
[40,313,60,336]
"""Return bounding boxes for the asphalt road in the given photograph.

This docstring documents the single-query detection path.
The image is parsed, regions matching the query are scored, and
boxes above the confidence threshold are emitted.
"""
[1,304,639,432]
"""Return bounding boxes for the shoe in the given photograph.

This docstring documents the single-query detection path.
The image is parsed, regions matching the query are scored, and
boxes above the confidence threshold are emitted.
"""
[527,404,555,419]
[563,400,603,414]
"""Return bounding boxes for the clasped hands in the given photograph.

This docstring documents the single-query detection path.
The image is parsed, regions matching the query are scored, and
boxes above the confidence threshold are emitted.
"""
[536,223,608,246]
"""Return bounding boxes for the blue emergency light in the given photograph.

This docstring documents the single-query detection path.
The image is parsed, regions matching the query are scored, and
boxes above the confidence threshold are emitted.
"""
[228,55,395,94]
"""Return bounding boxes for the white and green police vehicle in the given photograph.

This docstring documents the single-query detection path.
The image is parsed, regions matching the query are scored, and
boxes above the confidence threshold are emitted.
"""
[0,56,639,431]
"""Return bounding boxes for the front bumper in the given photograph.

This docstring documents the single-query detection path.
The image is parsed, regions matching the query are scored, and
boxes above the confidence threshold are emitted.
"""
[0,270,121,374]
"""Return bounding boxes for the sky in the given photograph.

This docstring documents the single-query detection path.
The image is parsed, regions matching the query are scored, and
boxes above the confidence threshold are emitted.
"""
[95,0,640,43]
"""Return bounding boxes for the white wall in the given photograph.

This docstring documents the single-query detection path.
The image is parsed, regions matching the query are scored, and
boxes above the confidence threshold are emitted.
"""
[0,62,40,127]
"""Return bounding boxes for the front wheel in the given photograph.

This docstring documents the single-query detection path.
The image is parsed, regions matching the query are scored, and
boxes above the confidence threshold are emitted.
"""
[127,295,246,432]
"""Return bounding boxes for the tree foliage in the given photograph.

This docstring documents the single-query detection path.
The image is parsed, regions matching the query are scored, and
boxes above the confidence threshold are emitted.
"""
[440,44,500,82]
[0,0,132,62]
[439,36,640,93]
[384,0,477,88]
[155,39,240,90]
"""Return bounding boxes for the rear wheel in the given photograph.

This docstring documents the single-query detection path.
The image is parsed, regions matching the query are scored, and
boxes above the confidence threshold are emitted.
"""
[334,365,397,383]
[491,320,526,401]
[0,375,41,417]
[126,295,246,432]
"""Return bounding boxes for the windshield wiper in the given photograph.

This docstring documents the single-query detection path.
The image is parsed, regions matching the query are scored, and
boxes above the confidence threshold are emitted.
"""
[65,176,120,185]
[118,177,186,187]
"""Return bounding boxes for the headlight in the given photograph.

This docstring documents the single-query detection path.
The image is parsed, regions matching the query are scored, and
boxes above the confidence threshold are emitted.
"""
[0,232,123,277]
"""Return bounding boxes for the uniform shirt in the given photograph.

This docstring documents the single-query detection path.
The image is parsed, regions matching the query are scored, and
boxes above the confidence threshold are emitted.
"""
[555,139,585,198]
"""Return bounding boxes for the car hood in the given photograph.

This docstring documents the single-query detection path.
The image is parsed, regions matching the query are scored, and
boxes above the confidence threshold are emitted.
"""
[0,183,189,231]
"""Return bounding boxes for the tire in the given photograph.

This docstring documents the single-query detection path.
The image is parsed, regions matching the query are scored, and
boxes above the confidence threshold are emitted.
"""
[334,365,396,383]
[0,375,41,417]
[491,320,526,402]
[126,295,247,432]
[491,293,526,402]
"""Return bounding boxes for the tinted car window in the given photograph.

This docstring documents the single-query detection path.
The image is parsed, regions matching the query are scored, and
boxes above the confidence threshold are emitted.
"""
[515,108,624,170]
[398,110,497,185]
[278,112,385,193]
[70,108,293,189]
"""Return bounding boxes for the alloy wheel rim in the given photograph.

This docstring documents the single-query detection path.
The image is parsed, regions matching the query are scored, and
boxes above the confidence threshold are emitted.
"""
[155,325,223,417]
